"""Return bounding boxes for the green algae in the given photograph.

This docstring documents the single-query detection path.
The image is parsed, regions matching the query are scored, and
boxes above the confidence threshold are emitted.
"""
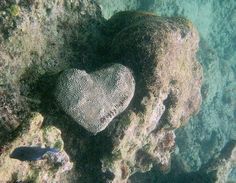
[9,5,21,17]
[25,168,40,183]
[42,126,64,150]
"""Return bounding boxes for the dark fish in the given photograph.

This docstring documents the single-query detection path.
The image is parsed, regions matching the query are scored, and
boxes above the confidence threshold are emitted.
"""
[10,146,59,161]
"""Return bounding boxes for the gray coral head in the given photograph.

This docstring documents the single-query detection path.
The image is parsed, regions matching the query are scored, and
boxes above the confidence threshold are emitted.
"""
[55,64,135,134]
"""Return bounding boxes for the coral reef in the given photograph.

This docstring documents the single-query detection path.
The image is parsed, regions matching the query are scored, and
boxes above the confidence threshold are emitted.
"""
[0,0,205,182]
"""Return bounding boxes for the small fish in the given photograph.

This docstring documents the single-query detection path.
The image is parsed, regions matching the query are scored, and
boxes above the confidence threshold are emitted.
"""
[10,146,59,161]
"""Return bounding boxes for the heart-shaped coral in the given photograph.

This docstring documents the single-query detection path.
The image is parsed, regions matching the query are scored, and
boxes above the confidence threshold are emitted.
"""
[55,64,135,134]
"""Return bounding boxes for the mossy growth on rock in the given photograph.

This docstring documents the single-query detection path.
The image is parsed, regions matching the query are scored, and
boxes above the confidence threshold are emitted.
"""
[0,113,73,182]
[9,4,21,17]
[0,0,104,182]
[43,126,64,151]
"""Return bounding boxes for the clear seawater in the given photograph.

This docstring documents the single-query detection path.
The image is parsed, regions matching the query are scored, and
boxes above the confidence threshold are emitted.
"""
[95,0,236,182]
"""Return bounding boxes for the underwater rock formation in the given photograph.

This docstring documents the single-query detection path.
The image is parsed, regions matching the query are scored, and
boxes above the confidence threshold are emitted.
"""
[128,0,236,175]
[55,64,135,134]
[130,140,236,183]
[100,11,202,182]
[0,87,29,139]
[0,0,204,181]
[0,113,73,182]
[199,140,236,183]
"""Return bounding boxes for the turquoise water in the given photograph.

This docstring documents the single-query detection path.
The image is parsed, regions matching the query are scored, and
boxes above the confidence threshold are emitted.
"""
[96,0,236,182]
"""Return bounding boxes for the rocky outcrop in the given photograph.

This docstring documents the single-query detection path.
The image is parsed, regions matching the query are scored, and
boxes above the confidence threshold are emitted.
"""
[0,0,102,144]
[199,140,236,183]
[55,64,135,134]
[0,0,103,181]
[0,87,29,139]
[0,113,73,182]
[100,11,202,182]
[116,0,236,175]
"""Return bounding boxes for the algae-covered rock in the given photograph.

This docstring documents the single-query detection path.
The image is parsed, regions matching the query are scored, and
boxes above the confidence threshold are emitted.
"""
[0,0,103,142]
[0,87,29,139]
[172,140,236,183]
[0,0,103,182]
[0,113,73,182]
[199,140,236,183]
[100,11,202,182]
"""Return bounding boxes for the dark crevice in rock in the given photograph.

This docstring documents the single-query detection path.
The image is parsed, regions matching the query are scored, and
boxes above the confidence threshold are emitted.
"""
[153,91,177,132]
[0,86,30,147]
[129,157,213,183]
[135,150,154,171]
[131,140,236,183]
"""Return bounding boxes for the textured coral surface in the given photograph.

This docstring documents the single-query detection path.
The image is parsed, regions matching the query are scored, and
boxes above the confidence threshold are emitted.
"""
[55,64,135,134]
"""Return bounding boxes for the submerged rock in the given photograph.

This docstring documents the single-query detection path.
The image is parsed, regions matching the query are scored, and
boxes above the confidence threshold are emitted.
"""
[0,87,30,141]
[199,140,236,183]
[100,11,203,182]
[0,113,73,182]
[0,0,103,145]
[55,64,135,134]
